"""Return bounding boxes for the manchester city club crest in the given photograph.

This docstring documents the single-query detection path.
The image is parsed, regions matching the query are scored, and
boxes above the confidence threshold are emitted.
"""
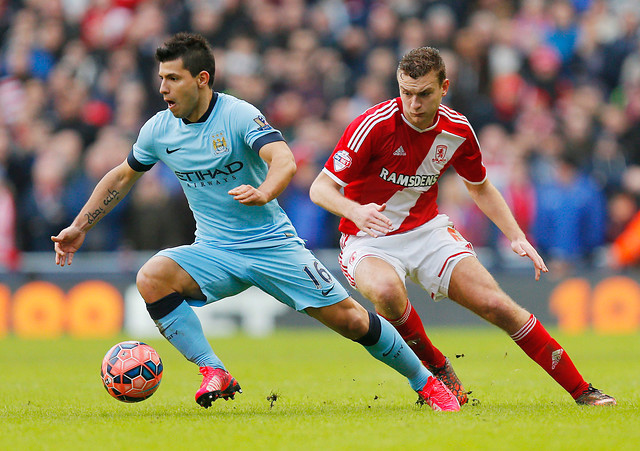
[212,132,229,154]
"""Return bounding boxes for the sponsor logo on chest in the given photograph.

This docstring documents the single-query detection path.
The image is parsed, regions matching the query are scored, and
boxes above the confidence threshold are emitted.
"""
[175,161,244,188]
[379,167,439,187]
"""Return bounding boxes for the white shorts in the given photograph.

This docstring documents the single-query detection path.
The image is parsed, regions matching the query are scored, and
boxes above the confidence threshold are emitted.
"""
[339,214,476,301]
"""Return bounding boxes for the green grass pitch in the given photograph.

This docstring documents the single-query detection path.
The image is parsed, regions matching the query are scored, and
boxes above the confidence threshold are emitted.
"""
[2,328,638,450]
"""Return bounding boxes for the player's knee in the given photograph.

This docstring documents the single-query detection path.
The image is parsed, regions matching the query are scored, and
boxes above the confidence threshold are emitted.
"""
[349,312,370,339]
[341,309,370,340]
[368,281,405,317]
[136,267,154,301]
[136,260,167,302]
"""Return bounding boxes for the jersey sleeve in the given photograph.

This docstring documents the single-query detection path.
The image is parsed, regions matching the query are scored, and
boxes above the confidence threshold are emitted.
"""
[451,124,487,184]
[233,101,284,152]
[322,114,376,186]
[129,115,159,171]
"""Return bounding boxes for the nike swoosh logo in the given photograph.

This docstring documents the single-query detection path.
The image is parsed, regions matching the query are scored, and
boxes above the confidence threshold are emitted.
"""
[166,147,181,154]
[382,336,396,357]
[321,285,335,296]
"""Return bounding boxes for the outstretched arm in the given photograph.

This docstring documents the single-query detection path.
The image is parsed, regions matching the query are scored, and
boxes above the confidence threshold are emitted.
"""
[51,159,143,266]
[464,178,548,280]
[228,141,296,206]
[309,171,392,238]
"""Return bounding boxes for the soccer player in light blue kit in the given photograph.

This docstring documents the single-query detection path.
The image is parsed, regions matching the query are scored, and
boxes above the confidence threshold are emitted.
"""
[52,33,459,411]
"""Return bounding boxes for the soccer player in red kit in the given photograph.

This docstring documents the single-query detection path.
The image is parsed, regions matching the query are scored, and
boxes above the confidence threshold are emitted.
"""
[310,46,615,406]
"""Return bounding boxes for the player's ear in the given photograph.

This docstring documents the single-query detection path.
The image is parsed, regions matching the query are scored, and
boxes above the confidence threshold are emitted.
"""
[197,71,210,88]
[441,78,450,96]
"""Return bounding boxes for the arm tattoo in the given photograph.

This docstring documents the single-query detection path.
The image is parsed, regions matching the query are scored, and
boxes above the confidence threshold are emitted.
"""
[103,188,120,207]
[85,207,106,225]
[85,189,120,225]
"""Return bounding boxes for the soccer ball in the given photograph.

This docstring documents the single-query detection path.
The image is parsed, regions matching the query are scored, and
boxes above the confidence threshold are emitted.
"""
[100,341,163,402]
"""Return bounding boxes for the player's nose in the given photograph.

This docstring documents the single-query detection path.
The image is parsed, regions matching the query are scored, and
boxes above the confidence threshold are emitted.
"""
[159,79,169,94]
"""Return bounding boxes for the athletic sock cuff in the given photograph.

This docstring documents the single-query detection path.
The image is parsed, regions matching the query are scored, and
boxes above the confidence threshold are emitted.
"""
[510,314,536,342]
[379,300,412,326]
[354,311,382,347]
[146,292,184,320]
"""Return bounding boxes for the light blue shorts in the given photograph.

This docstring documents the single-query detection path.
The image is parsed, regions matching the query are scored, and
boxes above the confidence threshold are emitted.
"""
[157,239,349,312]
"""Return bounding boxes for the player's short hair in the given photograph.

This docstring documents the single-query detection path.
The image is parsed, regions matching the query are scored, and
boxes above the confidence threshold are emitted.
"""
[156,32,215,87]
[398,47,446,85]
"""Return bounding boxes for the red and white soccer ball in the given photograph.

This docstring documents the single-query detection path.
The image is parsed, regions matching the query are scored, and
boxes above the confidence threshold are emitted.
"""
[100,341,163,402]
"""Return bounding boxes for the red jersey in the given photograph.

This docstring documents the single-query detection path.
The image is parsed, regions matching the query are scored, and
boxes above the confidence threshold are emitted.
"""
[323,98,487,236]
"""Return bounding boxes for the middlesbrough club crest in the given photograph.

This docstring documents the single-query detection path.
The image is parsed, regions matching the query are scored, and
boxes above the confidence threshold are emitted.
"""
[432,144,448,164]
[333,150,352,172]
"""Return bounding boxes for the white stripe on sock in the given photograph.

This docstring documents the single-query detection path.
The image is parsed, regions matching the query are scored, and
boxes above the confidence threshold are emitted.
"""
[511,315,537,342]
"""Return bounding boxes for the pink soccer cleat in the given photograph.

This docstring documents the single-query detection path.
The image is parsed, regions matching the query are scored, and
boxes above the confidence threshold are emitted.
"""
[417,376,461,412]
[195,367,242,408]
[427,356,468,406]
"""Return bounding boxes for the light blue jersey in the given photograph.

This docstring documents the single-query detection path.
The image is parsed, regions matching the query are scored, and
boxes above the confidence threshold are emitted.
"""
[129,91,350,310]
[129,92,297,248]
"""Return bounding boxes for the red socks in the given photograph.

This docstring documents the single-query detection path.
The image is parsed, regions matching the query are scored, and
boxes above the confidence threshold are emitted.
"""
[380,301,447,368]
[383,305,589,398]
[511,314,589,399]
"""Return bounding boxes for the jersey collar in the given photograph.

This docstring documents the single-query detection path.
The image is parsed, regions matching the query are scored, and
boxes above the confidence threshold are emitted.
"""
[400,112,440,132]
[182,91,218,125]
[397,97,440,132]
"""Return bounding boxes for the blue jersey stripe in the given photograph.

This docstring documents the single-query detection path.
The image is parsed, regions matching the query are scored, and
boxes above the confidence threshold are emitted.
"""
[251,131,284,152]
[127,150,155,172]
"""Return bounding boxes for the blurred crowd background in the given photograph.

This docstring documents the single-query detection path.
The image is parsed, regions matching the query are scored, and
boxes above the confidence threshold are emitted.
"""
[1,0,640,277]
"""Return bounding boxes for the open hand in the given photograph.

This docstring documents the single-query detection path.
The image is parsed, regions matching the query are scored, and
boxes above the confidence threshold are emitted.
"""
[51,226,86,267]
[511,238,549,281]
